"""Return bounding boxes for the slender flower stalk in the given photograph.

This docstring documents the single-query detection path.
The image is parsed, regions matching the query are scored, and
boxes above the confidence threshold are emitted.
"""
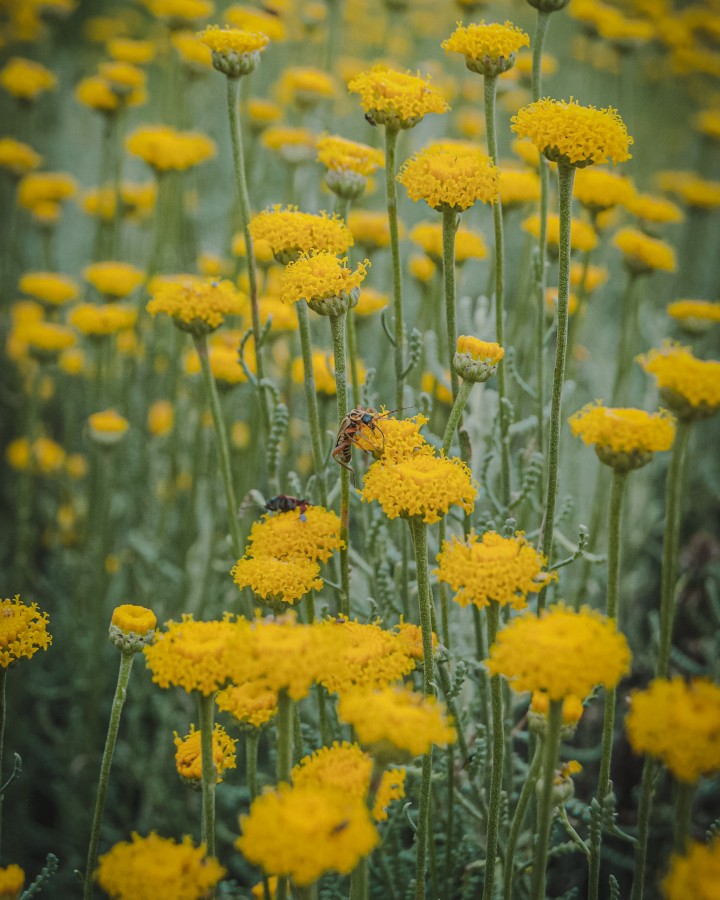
[246,731,259,801]
[197,691,217,859]
[385,126,405,411]
[329,312,351,616]
[442,208,459,400]
[530,699,563,900]
[482,601,504,900]
[275,689,294,900]
[0,668,5,858]
[630,757,659,900]
[503,741,543,900]
[296,301,330,507]
[673,782,696,853]
[610,271,640,405]
[442,381,473,456]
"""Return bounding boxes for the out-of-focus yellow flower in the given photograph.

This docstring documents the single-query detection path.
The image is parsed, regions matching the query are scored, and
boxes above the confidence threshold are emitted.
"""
[348,65,448,130]
[126,125,216,172]
[261,126,317,165]
[19,272,78,306]
[0,863,24,899]
[0,138,42,176]
[69,303,137,337]
[443,21,530,77]
[277,67,336,108]
[613,227,676,274]
[498,166,540,208]
[569,403,676,471]
[14,320,76,358]
[148,400,174,436]
[246,97,282,132]
[291,350,336,395]
[171,30,213,70]
[0,57,56,102]
[148,0,214,28]
[184,339,253,384]
[107,37,156,65]
[573,166,636,212]
[59,347,86,376]
[409,254,436,283]
[174,723,237,785]
[224,4,286,41]
[17,172,76,211]
[625,192,683,226]
[87,409,130,446]
[637,342,720,421]
[663,836,720,900]
[250,206,352,263]
[0,595,52,667]
[347,210,396,250]
[570,262,608,294]
[83,261,145,298]
[667,299,720,332]
[411,220,487,263]
[522,213,597,253]
[545,287,579,317]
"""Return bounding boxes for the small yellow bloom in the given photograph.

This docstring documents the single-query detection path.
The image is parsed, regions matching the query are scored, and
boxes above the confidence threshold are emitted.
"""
[317,135,384,177]
[108,37,156,65]
[171,30,213,70]
[625,192,683,225]
[0,57,56,102]
[291,350,336,395]
[147,277,244,334]
[148,400,174,436]
[453,335,504,383]
[224,4,286,42]
[279,252,368,316]
[522,213,597,253]
[277,67,335,107]
[83,261,145,298]
[613,227,676,274]
[109,604,158,652]
[148,0,214,27]
[347,210,394,249]
[667,299,720,333]
[663,836,720,900]
[573,166,636,212]
[246,98,282,130]
[249,206,353,264]
[261,126,317,164]
[0,595,52,668]
[174,723,237,784]
[569,403,676,470]
[411,220,487,263]
[0,138,42,176]
[570,262,607,294]
[498,166,540,208]
[69,303,137,337]
[348,64,448,130]
[443,21,530,76]
[216,681,277,730]
[399,144,499,212]
[637,342,720,421]
[0,864,24,900]
[231,556,323,605]
[126,125,216,172]
[19,272,78,306]
[17,172,76,211]
[197,25,268,77]
[14,320,76,357]
[354,287,388,316]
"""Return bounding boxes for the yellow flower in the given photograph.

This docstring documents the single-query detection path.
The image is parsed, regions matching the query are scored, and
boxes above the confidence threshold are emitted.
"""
[249,206,353,264]
[347,210,394,249]
[667,299,720,331]
[570,262,607,294]
[247,98,282,131]
[436,531,555,610]
[663,836,720,900]
[498,166,540,208]
[261,127,317,164]
[317,135,384,177]
[453,335,504,383]
[666,174,720,211]
[147,277,244,334]
[486,604,631,700]
[197,25,268,76]
[292,742,405,822]
[171,30,213,70]
[0,864,23,900]
[95,832,225,900]
[569,403,676,470]
[83,261,145,298]
[121,181,157,219]
[613,227,676,274]
[277,67,336,107]
[237,784,378,886]
[399,144,498,212]
[87,409,130,446]
[14,320,76,357]
[246,506,343,563]
[291,349,336,395]
[231,556,323,605]
[75,76,121,113]
[279,252,369,315]
[216,681,278,730]
[637,342,720,420]
[148,0,214,26]
[109,604,158,652]
[108,37,156,65]
[338,686,456,762]
[126,125,216,172]
[224,4,286,42]
[144,614,241,696]
[512,98,633,167]
[0,138,42,176]
[59,347,86,375]
[522,213,597,253]
[348,65,448,130]
[573,166,636,212]
[443,21,530,76]
[625,192,683,225]
[19,272,78,306]
[0,57,56,102]
[69,303,137,337]
[626,677,720,783]
[353,412,432,464]
[410,220,487,262]
[147,400,174,436]
[0,595,52,667]
[421,371,453,405]
[184,341,252,384]
[530,692,584,726]
[17,172,76,211]
[7,437,65,475]
[174,723,237,784]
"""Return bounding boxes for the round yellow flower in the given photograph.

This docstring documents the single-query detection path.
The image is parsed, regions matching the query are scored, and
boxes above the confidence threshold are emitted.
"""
[317,135,384,177]
[0,138,42,176]
[109,604,157,652]
[486,604,631,700]
[197,25,268,76]
[184,341,252,384]
[626,677,720,783]
[291,350,336,395]
[69,304,137,337]
[231,556,322,605]
[570,262,608,294]
[147,400,174,437]
[0,57,56,101]
[573,166,636,212]
[625,192,683,225]
[95,832,225,900]
[246,506,343,563]
[530,692,584,726]
[19,272,78,306]
[637,342,720,421]
[613,227,676,274]
[75,76,122,113]
[663,836,720,900]
[347,210,394,249]
[17,172,76,210]
[108,37,156,65]
[174,723,237,784]
[7,438,65,475]
[670,175,720,211]
[443,21,530,76]
[237,784,378,886]
[261,127,317,164]
[569,403,676,471]
[249,206,353,264]
[0,595,51,668]
[148,0,214,27]
[87,410,129,446]
[348,65,448,130]
[277,67,336,107]
[498,166,540,208]
[453,335,504,383]
[399,144,499,212]
[410,220,487,262]
[512,98,632,167]
[83,261,145,298]
[436,531,555,610]
[171,30,213,70]
[353,412,432,464]
[147,277,244,334]
[667,299,720,332]
[279,253,368,316]
[522,212,597,253]
[14,320,76,357]
[247,98,282,131]
[0,864,23,900]
[126,125,216,172]
[216,681,277,730]
[337,686,456,762]
[361,452,476,524]
[224,4,285,42]
[144,614,241,696]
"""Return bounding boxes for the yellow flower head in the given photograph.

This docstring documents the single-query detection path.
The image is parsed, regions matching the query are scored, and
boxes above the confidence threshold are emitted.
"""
[171,30,213,70]
[109,604,158,652]
[247,98,282,130]
[147,400,174,437]
[108,37,157,65]
[637,342,720,421]
[261,127,317,164]
[14,320,76,358]
[147,276,244,334]
[347,210,394,249]
[317,135,384,177]
[291,350,336,395]
[498,166,540,208]
[83,261,145,298]
[512,98,633,167]
[224,5,285,42]
[443,21,530,76]
[69,304,138,337]
[625,192,683,225]
[0,595,51,668]
[231,556,323,605]
[663,836,720,900]
[436,531,555,610]
[174,723,237,784]
[626,677,720,783]
[530,692,584,727]
[355,287,388,316]
[75,76,121,113]
[569,403,676,471]
[19,272,78,306]
[237,784,378,886]
[292,742,406,822]
[337,686,456,762]
[454,335,504,383]
[570,262,607,294]
[277,67,336,107]
[667,299,720,333]
[126,125,216,172]
[671,175,720,211]
[399,144,499,212]
[573,166,636,212]
[96,832,225,900]
[197,25,268,76]
[410,220,487,262]
[249,206,353,264]
[17,172,76,211]
[247,506,343,563]
[236,615,322,701]
[149,0,214,27]
[0,57,56,102]
[0,138,42,176]
[362,451,476,524]
[279,252,369,316]
[143,614,241,695]
[522,212,597,253]
[613,227,676,274]
[348,64,448,130]
[486,604,631,700]
[184,340,253,385]
[7,438,66,475]
[353,412,432,464]
[216,681,278,730]
[0,864,23,899]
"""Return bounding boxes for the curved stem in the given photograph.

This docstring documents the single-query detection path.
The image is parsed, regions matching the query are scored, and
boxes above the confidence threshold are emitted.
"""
[530,699,563,900]
[442,380,473,457]
[442,207,459,400]
[330,313,350,616]
[503,741,544,900]
[657,420,693,678]
[484,75,511,507]
[384,126,405,411]
[482,601,504,900]
[630,758,659,900]
[296,301,329,507]
[197,691,217,861]
[83,652,135,900]
[538,163,575,595]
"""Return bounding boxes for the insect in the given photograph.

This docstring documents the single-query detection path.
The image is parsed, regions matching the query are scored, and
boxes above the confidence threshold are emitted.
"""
[364,112,377,127]
[332,406,394,484]
[264,495,312,520]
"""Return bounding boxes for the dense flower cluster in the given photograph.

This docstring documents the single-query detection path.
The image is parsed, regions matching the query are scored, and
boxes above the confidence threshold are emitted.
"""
[249,206,353,262]
[231,556,323,605]
[443,21,530,75]
[399,144,499,212]
[125,125,216,171]
[613,227,676,273]
[147,277,244,333]
[216,681,278,730]
[245,506,343,563]
[174,723,237,784]
[663,836,720,900]
[348,65,448,130]
[0,595,52,668]
[637,342,720,420]
[353,412,432,463]
[279,253,369,314]
[19,272,78,305]
[317,135,384,177]
[569,404,676,470]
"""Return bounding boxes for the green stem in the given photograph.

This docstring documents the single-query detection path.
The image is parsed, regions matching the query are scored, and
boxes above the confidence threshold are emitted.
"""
[323,0,343,73]
[384,125,405,411]
[349,857,369,900]
[296,301,329,507]
[83,652,135,900]
[226,76,270,436]
[610,271,640,406]
[605,470,628,622]
[503,741,544,900]
[0,669,6,859]
[346,310,362,409]
[630,758,659,900]
[442,207,459,400]
[657,420,693,678]
[538,164,576,591]
[197,691,217,860]
[484,74,511,507]
[276,689,293,784]
[246,731,259,802]
[193,333,254,618]
[482,602,504,900]
[673,781,695,853]
[442,380,473,456]
[530,699,563,900]
[330,313,351,616]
